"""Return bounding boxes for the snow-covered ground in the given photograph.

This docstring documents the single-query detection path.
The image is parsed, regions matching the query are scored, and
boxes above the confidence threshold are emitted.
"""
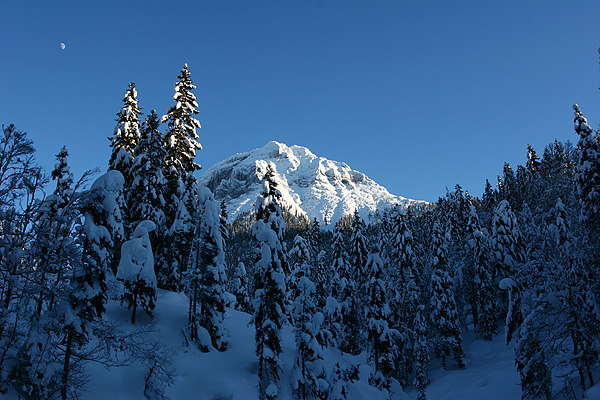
[3,289,555,400]
[411,332,521,400]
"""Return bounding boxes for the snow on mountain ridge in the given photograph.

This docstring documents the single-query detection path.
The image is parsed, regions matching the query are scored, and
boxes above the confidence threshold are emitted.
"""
[199,141,424,225]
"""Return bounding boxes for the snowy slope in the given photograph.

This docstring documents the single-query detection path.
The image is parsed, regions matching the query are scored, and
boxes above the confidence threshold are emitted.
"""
[199,141,425,225]
[2,290,402,400]
[2,291,534,400]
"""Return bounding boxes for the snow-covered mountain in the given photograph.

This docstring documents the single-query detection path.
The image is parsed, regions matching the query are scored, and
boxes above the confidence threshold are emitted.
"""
[198,141,425,224]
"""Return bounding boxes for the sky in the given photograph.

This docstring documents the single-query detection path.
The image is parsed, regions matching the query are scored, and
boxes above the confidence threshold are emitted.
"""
[1,1,598,203]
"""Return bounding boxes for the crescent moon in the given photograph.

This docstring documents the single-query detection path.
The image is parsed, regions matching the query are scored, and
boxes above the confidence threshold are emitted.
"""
[60,43,66,50]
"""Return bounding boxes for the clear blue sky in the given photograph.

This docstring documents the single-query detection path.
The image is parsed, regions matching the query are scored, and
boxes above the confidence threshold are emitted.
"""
[1,1,598,203]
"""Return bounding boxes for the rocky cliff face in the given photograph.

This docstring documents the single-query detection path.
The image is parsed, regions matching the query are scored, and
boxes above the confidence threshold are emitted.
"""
[198,141,424,224]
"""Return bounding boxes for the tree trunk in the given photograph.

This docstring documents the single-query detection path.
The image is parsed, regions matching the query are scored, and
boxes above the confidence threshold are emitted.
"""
[61,330,74,400]
[131,289,138,325]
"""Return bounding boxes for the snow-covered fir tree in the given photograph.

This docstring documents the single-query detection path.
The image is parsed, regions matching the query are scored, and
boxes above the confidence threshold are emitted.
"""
[81,170,124,277]
[117,221,157,324]
[291,275,328,399]
[491,199,524,280]
[553,198,599,391]
[59,172,126,399]
[413,305,429,400]
[187,187,228,352]
[336,226,362,355]
[232,261,251,313]
[573,104,600,230]
[499,162,518,206]
[129,110,167,280]
[287,234,312,325]
[349,210,369,300]
[429,221,464,369]
[365,253,396,392]
[252,163,288,399]
[465,205,497,340]
[387,207,419,385]
[162,173,197,290]
[34,146,75,280]
[160,64,203,289]
[109,82,142,236]
[515,308,552,400]
[109,82,142,181]
[161,64,202,176]
[526,144,541,175]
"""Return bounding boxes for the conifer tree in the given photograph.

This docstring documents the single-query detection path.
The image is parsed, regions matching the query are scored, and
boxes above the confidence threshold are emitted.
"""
[287,234,312,325]
[162,64,202,177]
[306,218,322,261]
[491,200,524,279]
[413,305,430,400]
[553,198,599,390]
[499,163,518,206]
[387,207,419,384]
[160,64,202,289]
[429,222,464,369]
[515,309,552,400]
[573,104,600,229]
[117,221,157,324]
[109,82,142,237]
[291,275,328,400]
[336,226,362,355]
[187,188,228,351]
[109,82,142,180]
[81,170,125,277]
[129,110,167,280]
[252,164,288,399]
[232,261,251,313]
[466,205,497,339]
[526,144,541,175]
[324,223,347,349]
[365,253,396,391]
[390,208,420,323]
[35,146,75,279]
[160,172,198,291]
[349,210,369,298]
[59,172,125,399]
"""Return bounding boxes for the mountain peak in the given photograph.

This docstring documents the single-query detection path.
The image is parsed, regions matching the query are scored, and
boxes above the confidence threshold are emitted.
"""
[199,142,424,225]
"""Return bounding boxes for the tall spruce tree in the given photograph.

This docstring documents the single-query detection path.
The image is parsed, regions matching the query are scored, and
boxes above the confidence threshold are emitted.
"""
[573,104,600,230]
[336,223,362,355]
[161,64,203,290]
[466,205,497,340]
[553,198,599,390]
[252,164,288,399]
[232,261,251,313]
[429,222,464,369]
[129,110,167,283]
[515,308,552,400]
[109,82,142,236]
[287,234,312,325]
[365,253,396,392]
[413,305,430,400]
[187,188,228,351]
[117,221,157,325]
[109,82,142,178]
[161,64,202,177]
[290,275,328,399]
[349,210,369,299]
[491,200,524,280]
